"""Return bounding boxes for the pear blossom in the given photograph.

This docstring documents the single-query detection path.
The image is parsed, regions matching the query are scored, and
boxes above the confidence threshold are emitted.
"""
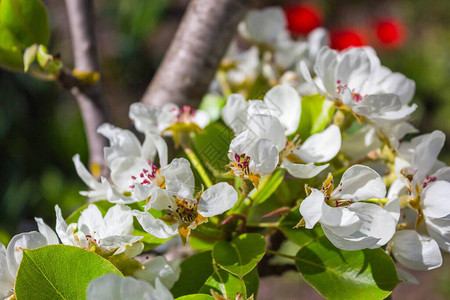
[223,85,341,181]
[73,123,168,203]
[0,219,58,299]
[134,256,180,289]
[300,46,417,125]
[389,230,442,271]
[87,274,173,300]
[221,42,260,88]
[55,204,143,256]
[129,102,209,146]
[239,7,286,46]
[133,158,238,243]
[299,165,396,250]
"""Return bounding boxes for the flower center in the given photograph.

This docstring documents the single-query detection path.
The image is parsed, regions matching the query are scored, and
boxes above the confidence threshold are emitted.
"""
[230,153,251,176]
[281,135,302,162]
[421,174,437,189]
[129,160,165,189]
[170,105,198,124]
[167,198,199,224]
[336,80,363,102]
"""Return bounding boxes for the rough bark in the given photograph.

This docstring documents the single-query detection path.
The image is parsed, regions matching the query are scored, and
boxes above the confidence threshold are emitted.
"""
[141,0,249,107]
[64,0,109,174]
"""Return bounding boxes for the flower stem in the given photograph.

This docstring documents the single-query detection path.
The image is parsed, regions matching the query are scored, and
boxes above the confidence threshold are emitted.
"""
[246,222,279,228]
[216,70,232,98]
[184,147,213,188]
[266,249,297,260]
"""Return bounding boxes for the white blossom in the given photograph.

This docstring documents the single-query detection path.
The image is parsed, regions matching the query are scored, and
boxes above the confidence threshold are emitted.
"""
[87,274,173,300]
[299,165,396,250]
[55,204,143,256]
[134,158,238,243]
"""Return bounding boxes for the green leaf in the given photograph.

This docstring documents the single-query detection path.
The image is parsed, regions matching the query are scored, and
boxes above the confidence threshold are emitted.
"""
[171,251,215,298]
[0,24,23,71]
[212,233,266,278]
[193,123,233,174]
[250,169,286,205]
[295,237,400,300]
[295,94,335,140]
[279,208,325,247]
[0,0,50,47]
[176,295,214,300]
[199,269,247,299]
[243,268,259,298]
[199,94,226,122]
[15,245,122,300]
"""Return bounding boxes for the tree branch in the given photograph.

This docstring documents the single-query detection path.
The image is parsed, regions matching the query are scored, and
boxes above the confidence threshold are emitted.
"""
[141,0,249,108]
[64,0,109,175]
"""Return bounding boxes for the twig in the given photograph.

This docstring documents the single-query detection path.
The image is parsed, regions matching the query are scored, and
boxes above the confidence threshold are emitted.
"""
[64,0,109,177]
[141,0,248,108]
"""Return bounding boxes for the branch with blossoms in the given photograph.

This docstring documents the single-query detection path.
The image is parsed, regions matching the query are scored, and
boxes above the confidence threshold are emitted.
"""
[1,2,450,300]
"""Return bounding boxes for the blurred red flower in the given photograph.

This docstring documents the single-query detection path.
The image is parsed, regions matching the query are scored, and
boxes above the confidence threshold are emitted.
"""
[374,18,406,49]
[330,29,367,50]
[284,3,323,35]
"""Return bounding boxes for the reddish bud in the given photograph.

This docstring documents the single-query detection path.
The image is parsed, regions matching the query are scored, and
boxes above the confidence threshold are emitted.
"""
[284,3,323,35]
[330,29,367,50]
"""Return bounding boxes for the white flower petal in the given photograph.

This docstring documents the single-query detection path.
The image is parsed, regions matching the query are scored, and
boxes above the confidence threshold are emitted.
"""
[396,268,419,285]
[222,94,248,134]
[314,47,338,98]
[390,230,442,271]
[87,274,173,300]
[198,182,238,217]
[320,206,361,236]
[322,225,379,251]
[412,130,445,184]
[299,189,325,229]
[191,110,210,129]
[34,217,59,245]
[0,244,15,299]
[295,125,341,163]
[243,7,286,44]
[281,160,329,179]
[6,231,48,278]
[110,156,149,192]
[129,102,175,135]
[72,154,103,191]
[336,47,372,93]
[78,204,106,237]
[421,181,450,219]
[331,165,386,201]
[378,72,415,105]
[247,138,279,176]
[55,205,72,246]
[103,205,135,237]
[142,133,168,168]
[134,256,180,290]
[98,123,143,167]
[263,85,301,135]
[348,202,396,248]
[161,158,195,199]
[425,216,450,252]
[246,114,287,151]
[148,188,175,211]
[133,211,178,239]
[432,166,450,182]
[102,177,140,204]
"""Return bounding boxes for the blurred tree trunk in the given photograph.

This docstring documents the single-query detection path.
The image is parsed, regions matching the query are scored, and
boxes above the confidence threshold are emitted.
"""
[141,0,248,108]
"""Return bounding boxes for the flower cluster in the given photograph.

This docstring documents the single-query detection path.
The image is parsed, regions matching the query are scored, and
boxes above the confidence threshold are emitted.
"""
[2,5,449,299]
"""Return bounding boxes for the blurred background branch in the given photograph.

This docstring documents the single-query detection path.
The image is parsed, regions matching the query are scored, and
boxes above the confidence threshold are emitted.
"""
[64,0,109,175]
